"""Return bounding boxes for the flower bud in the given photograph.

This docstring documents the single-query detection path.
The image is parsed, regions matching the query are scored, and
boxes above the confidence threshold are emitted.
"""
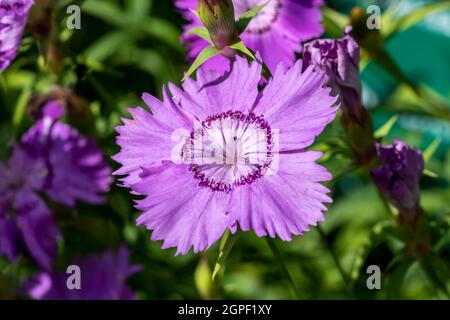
[303,27,378,168]
[198,0,238,50]
[371,140,424,215]
[370,140,432,256]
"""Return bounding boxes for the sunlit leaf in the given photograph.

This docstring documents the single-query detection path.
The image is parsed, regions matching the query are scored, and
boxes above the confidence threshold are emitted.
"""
[182,45,220,81]
[423,169,438,178]
[187,26,213,43]
[236,1,270,33]
[423,138,441,163]
[229,40,255,60]
[212,230,239,280]
[195,256,214,299]
[321,6,347,38]
[383,1,450,40]
[375,115,398,138]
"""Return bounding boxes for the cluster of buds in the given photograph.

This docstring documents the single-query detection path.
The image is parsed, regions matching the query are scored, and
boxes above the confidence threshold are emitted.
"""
[303,26,431,256]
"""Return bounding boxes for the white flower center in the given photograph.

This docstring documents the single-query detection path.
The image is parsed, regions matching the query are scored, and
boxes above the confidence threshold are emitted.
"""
[183,110,273,192]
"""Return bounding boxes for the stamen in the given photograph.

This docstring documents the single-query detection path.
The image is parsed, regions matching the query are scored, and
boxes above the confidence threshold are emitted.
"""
[185,110,273,192]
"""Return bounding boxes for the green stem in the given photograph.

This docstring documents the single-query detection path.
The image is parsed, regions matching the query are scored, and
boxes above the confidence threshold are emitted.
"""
[212,230,239,281]
[317,225,354,297]
[266,238,300,300]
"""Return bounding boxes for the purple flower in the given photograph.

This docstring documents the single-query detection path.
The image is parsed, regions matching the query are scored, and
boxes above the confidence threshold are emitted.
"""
[0,146,60,270]
[302,26,361,108]
[371,140,424,213]
[176,0,324,73]
[0,0,34,70]
[114,56,338,254]
[21,102,112,206]
[0,100,111,268]
[26,247,141,300]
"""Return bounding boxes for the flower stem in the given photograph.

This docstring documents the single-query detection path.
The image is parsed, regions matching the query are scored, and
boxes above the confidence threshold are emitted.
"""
[317,225,354,297]
[212,230,240,281]
[266,238,300,300]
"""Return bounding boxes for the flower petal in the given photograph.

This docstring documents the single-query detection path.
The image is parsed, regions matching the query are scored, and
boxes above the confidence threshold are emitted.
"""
[230,151,331,240]
[257,61,338,151]
[15,190,60,270]
[133,162,231,255]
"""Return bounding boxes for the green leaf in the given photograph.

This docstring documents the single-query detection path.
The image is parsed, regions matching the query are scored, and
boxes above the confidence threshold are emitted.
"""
[385,258,414,299]
[82,0,126,28]
[374,115,398,138]
[423,138,441,162]
[84,31,130,62]
[121,47,169,80]
[321,6,348,38]
[182,45,220,81]
[126,0,153,20]
[187,26,213,44]
[426,253,450,281]
[236,1,270,33]
[423,169,438,178]
[350,221,394,284]
[421,254,450,298]
[212,230,239,280]
[12,80,33,129]
[141,18,184,51]
[194,256,214,299]
[383,1,450,40]
[229,40,255,60]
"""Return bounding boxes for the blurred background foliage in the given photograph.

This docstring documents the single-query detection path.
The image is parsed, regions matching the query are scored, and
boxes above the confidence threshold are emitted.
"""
[0,0,449,299]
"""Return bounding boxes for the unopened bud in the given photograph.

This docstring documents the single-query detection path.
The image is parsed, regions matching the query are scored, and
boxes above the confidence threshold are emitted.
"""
[198,0,238,50]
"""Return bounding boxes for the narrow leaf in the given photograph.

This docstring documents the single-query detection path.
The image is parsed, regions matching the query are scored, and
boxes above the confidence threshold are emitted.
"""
[126,0,153,20]
[182,45,220,81]
[13,81,33,129]
[212,230,239,281]
[82,0,126,27]
[236,1,270,33]
[423,169,438,178]
[321,6,348,38]
[384,2,450,40]
[385,258,414,299]
[84,31,129,62]
[229,40,255,60]
[423,138,441,162]
[187,26,213,43]
[141,18,184,51]
[195,256,214,299]
[375,115,398,138]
